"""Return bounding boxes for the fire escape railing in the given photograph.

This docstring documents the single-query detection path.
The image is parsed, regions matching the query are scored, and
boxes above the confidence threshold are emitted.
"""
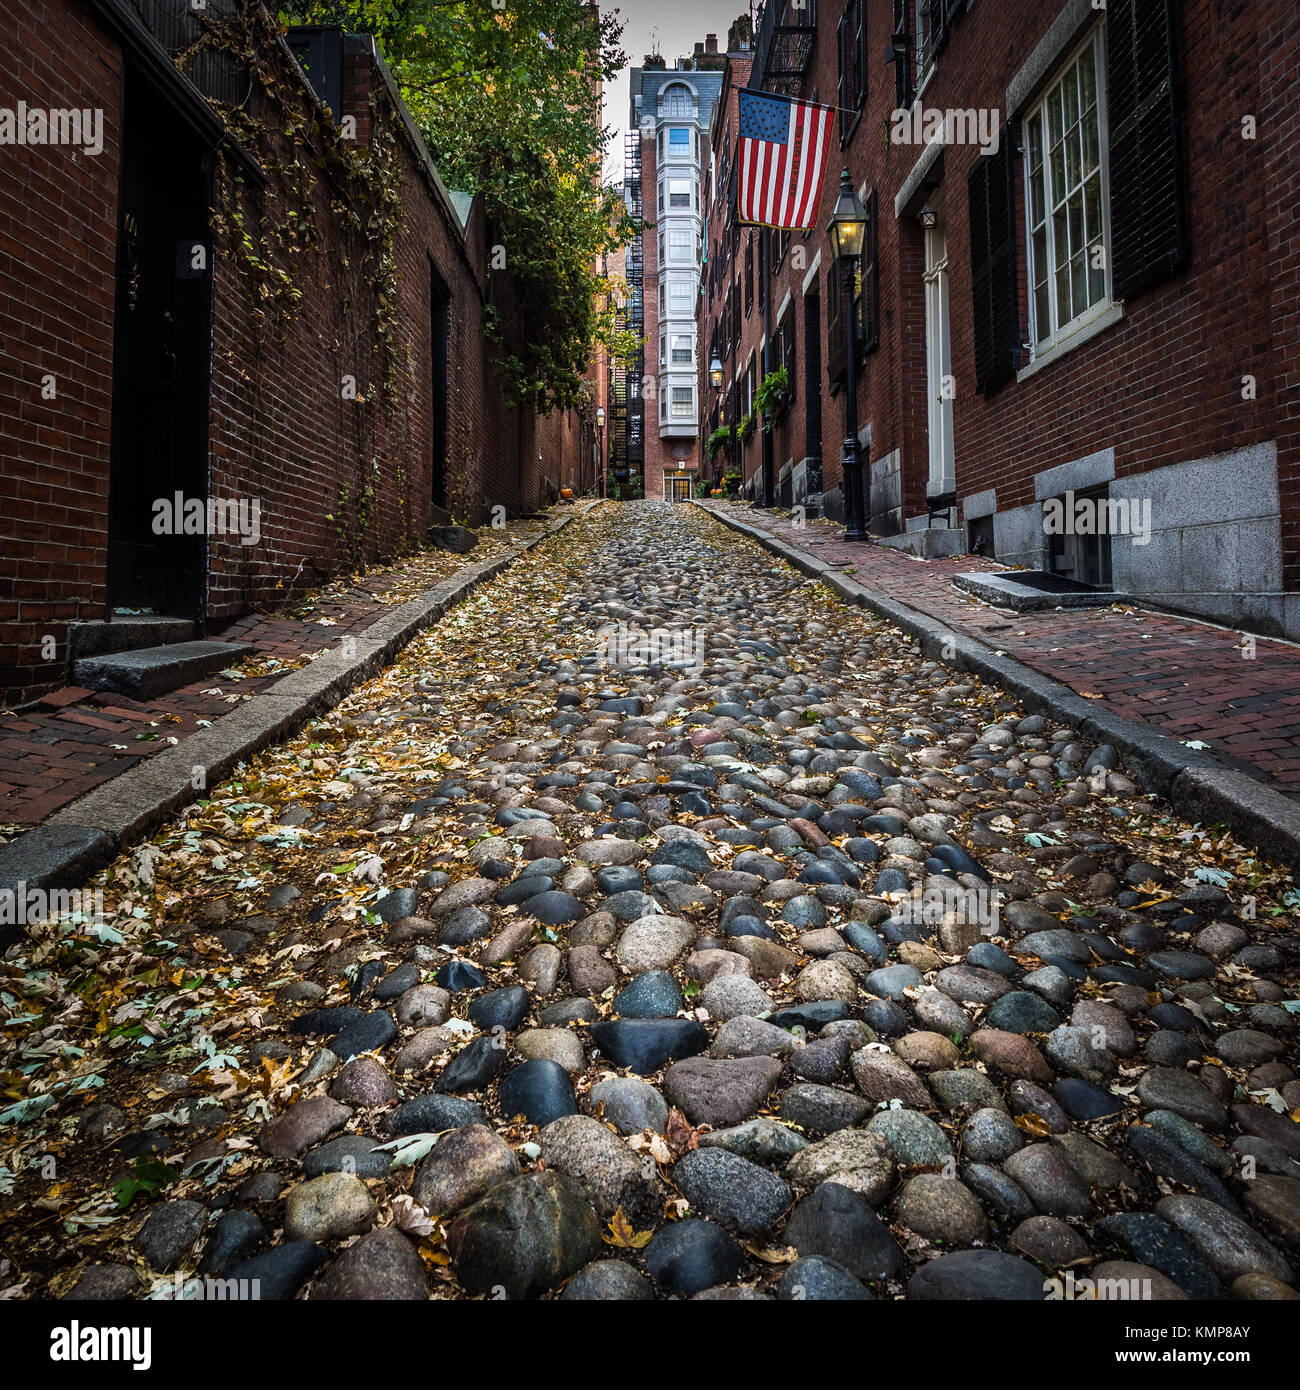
[749,0,817,96]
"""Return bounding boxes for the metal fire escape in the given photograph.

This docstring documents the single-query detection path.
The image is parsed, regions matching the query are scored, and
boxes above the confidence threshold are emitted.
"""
[609,130,644,492]
[750,0,818,96]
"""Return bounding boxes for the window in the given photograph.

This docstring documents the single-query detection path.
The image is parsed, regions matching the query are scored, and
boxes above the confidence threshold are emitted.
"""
[668,126,690,154]
[915,0,950,87]
[775,309,797,406]
[671,334,693,365]
[662,84,692,119]
[668,278,694,313]
[837,0,868,126]
[1024,27,1110,353]
[668,228,694,264]
[671,386,694,418]
[668,179,692,209]
[659,333,667,370]
[658,281,666,316]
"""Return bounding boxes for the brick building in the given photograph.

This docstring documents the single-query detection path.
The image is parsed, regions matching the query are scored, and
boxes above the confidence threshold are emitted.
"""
[700,0,1300,638]
[630,41,730,502]
[0,0,586,706]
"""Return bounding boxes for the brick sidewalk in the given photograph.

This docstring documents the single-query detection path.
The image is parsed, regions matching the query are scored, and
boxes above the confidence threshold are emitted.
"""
[703,502,1300,799]
[0,517,559,834]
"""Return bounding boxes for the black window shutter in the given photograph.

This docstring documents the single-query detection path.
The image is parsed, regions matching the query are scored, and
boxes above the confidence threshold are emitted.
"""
[968,131,1019,395]
[837,18,848,124]
[891,0,912,109]
[826,265,845,386]
[1106,0,1189,302]
[852,1,866,107]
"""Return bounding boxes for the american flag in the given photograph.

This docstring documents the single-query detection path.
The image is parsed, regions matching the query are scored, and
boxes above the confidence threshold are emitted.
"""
[736,88,836,230]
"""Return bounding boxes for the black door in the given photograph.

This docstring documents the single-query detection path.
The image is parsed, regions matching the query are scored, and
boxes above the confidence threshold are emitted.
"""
[107,66,213,618]
[430,264,450,513]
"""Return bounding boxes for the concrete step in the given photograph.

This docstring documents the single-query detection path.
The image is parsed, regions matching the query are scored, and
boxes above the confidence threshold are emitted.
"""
[72,641,256,699]
[67,615,197,659]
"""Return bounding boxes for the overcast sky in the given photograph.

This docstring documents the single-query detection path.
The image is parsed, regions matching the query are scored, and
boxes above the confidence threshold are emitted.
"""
[603,0,753,182]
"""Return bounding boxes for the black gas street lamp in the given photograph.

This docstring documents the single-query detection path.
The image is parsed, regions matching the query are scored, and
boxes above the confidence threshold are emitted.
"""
[827,169,869,543]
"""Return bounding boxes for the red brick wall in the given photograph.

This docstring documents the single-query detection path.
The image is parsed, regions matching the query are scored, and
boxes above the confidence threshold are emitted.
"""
[702,0,1290,548]
[1260,0,1300,586]
[0,0,121,702]
[0,8,585,705]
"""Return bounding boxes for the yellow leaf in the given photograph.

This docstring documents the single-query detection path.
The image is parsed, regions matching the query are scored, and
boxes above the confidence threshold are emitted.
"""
[602,1205,653,1249]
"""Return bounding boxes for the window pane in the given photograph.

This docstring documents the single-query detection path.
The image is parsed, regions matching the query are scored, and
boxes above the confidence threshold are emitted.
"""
[1083,174,1102,246]
[1071,250,1088,319]
[1048,85,1064,147]
[1067,192,1084,262]
[1055,262,1071,326]
[1050,140,1066,209]
[1030,156,1045,227]
[1079,41,1098,113]
[1083,108,1100,176]
[1066,123,1081,189]
[1063,61,1080,129]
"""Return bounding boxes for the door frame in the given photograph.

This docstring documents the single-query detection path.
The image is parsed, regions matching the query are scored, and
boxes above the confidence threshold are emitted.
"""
[923,203,955,501]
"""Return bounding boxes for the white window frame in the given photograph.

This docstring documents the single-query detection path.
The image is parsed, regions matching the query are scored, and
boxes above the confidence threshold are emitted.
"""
[668,277,694,314]
[1023,23,1113,360]
[670,386,694,418]
[667,125,691,156]
[670,333,693,365]
[668,178,692,209]
[661,84,693,119]
[667,228,693,265]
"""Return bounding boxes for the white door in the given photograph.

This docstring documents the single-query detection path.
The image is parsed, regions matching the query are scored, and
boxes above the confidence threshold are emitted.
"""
[924,216,955,501]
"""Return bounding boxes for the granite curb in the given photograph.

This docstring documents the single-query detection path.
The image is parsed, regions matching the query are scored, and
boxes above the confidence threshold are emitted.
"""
[696,501,1300,867]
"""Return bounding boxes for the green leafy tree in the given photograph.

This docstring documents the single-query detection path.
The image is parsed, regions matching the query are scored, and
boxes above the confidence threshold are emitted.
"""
[285,0,637,410]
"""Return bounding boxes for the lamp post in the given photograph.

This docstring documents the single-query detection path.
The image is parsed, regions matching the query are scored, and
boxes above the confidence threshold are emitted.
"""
[708,353,723,489]
[827,169,869,543]
[596,405,606,499]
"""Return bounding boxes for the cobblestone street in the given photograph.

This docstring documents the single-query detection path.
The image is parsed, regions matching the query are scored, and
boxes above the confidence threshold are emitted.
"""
[2,502,1296,1303]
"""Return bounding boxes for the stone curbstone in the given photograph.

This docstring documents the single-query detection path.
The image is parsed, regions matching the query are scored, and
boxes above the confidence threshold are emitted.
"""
[695,501,1298,865]
[0,512,578,908]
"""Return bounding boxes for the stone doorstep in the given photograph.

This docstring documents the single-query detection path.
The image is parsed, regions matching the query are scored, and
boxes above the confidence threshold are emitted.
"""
[696,501,1300,868]
[953,570,1126,611]
[66,615,197,660]
[71,641,257,701]
[0,511,579,907]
